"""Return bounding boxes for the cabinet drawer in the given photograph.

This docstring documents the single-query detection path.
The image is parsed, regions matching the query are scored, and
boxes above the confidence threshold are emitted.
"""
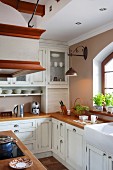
[12,120,36,129]
[0,122,13,131]
[13,129,36,141]
[66,123,84,135]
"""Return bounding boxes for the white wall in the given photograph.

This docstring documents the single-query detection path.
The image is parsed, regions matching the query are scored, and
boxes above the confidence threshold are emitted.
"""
[0,36,39,61]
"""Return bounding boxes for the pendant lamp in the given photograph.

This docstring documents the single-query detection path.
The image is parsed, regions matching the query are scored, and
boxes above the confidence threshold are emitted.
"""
[65,46,88,76]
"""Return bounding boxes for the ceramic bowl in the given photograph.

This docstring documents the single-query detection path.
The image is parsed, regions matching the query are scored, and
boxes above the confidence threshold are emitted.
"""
[2,89,12,94]
[0,88,2,94]
[13,89,21,94]
[22,90,31,94]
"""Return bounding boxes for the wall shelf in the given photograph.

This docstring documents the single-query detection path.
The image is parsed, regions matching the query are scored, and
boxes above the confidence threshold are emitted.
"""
[0,93,43,97]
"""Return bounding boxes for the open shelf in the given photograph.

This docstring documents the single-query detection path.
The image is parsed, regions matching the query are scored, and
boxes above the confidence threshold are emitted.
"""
[0,93,43,97]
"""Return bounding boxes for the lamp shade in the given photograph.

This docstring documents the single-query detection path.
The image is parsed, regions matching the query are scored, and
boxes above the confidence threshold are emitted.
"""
[65,67,77,76]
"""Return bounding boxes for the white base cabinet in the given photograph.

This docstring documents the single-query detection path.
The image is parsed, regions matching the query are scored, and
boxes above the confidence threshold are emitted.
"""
[52,118,66,160]
[86,144,113,170]
[66,123,84,170]
[37,118,52,153]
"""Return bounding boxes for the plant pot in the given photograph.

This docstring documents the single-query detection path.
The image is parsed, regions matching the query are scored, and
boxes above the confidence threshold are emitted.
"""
[106,106,113,114]
[94,106,103,111]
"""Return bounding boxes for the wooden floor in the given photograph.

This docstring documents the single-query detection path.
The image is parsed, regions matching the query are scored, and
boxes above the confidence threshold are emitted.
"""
[39,156,68,170]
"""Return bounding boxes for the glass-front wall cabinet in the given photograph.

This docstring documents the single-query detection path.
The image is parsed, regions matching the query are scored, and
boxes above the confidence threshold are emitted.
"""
[48,49,68,85]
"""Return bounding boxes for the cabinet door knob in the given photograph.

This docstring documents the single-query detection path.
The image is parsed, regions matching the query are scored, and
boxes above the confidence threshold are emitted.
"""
[14,124,19,127]
[60,140,63,143]
[60,123,63,126]
[108,156,112,159]
[14,130,19,133]
[103,153,106,156]
[73,128,76,132]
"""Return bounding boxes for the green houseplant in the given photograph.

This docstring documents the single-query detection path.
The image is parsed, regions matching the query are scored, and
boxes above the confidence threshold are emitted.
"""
[93,93,105,111]
[73,98,89,115]
[105,93,113,113]
[73,104,89,114]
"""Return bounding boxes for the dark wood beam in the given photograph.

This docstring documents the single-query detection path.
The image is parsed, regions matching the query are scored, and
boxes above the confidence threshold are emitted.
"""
[1,0,45,16]
[0,23,46,39]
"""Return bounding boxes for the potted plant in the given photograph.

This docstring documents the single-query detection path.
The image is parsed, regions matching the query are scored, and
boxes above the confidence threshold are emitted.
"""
[105,93,113,113]
[72,98,89,116]
[93,93,105,111]
[73,104,89,115]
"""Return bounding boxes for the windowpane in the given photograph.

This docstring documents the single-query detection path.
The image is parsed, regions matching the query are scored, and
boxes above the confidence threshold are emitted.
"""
[105,89,113,94]
[105,58,113,72]
[105,72,113,88]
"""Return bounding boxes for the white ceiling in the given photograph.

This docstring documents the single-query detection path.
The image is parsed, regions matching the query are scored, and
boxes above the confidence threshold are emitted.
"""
[23,0,113,45]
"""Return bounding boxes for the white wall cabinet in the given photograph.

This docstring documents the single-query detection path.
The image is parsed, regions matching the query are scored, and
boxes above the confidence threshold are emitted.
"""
[52,118,66,160]
[29,48,46,86]
[86,144,113,170]
[66,123,84,170]
[37,118,52,153]
[47,48,69,86]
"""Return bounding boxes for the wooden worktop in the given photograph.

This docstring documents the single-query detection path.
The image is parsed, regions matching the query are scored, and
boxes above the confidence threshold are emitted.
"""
[0,112,107,129]
[0,130,46,170]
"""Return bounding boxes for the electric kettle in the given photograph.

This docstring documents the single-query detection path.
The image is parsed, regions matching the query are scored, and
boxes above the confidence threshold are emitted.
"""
[13,104,24,117]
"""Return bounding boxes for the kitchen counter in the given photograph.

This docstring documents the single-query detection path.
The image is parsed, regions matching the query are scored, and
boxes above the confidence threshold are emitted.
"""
[0,130,46,170]
[0,112,107,129]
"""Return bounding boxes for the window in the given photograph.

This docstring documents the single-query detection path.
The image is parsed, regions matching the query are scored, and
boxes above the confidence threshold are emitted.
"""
[102,53,113,94]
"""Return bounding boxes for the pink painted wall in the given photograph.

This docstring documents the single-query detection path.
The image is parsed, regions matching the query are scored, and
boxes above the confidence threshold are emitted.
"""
[69,29,113,109]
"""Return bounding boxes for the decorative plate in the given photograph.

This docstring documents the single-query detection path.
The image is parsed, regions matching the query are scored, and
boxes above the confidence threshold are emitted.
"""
[9,157,33,169]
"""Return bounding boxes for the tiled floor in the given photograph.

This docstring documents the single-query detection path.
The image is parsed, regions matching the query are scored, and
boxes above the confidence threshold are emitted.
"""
[39,156,68,170]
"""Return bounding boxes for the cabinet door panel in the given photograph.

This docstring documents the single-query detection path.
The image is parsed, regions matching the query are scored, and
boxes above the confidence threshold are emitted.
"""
[87,144,107,170]
[108,155,113,170]
[58,121,65,138]
[48,48,68,85]
[38,118,51,152]
[24,141,36,153]
[66,124,83,170]
[30,48,46,85]
[52,119,58,153]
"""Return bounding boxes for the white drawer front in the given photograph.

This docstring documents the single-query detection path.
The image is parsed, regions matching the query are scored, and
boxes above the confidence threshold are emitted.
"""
[12,120,36,129]
[13,129,36,141]
[0,122,13,131]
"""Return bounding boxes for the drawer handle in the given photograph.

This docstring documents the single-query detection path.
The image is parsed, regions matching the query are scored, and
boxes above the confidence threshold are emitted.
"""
[14,124,19,127]
[60,140,63,143]
[103,153,106,156]
[14,130,19,133]
[108,156,112,159]
[73,128,76,132]
[60,123,63,126]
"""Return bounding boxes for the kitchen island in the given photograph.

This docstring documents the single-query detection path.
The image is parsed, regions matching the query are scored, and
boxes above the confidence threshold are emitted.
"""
[0,130,46,170]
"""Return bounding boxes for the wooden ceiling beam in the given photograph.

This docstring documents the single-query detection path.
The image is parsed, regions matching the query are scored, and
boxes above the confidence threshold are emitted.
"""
[1,0,45,16]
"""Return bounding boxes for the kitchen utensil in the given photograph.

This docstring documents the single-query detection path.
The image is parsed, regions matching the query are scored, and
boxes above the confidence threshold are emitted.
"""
[9,157,33,169]
[13,104,24,117]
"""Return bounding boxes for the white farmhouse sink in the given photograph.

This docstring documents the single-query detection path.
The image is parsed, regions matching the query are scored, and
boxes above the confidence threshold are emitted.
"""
[84,123,113,154]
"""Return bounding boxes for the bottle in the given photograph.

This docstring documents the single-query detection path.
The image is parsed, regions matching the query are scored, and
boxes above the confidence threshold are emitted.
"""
[59,100,67,115]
